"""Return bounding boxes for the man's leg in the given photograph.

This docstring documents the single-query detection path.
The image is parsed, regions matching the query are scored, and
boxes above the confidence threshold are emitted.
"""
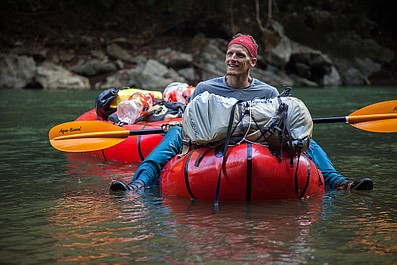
[306,139,373,190]
[306,139,349,189]
[110,126,183,191]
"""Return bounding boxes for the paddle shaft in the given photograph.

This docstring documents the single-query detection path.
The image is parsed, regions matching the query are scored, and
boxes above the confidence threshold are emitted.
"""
[54,113,396,141]
[313,113,397,124]
[49,100,396,153]
[313,117,346,123]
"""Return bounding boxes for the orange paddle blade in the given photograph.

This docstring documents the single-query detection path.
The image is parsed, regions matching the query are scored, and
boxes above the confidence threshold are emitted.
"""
[50,137,125,153]
[49,120,165,152]
[348,100,397,133]
[49,121,129,152]
[49,121,127,140]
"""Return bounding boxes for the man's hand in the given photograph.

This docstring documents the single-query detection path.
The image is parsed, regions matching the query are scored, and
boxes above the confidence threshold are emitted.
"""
[161,121,182,132]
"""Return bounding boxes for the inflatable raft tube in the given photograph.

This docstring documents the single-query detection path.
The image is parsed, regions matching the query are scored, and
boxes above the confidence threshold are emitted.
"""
[75,108,181,162]
[160,143,325,201]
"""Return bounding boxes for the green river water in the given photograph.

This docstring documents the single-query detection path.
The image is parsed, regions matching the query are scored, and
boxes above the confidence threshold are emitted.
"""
[0,87,396,264]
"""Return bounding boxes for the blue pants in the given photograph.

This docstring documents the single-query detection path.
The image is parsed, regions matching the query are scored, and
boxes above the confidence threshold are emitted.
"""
[131,126,183,187]
[131,126,349,189]
[305,139,350,188]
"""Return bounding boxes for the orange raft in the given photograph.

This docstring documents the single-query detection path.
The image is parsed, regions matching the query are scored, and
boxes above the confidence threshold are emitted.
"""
[160,143,325,201]
[75,108,182,162]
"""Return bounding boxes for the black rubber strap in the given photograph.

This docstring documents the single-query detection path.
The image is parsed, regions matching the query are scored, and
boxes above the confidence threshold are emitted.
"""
[137,124,147,161]
[294,151,302,195]
[184,150,196,200]
[101,149,107,161]
[246,143,253,201]
[214,101,241,206]
[298,155,311,198]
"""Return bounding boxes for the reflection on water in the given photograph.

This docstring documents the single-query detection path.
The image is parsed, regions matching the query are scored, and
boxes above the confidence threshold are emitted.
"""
[0,88,396,264]
[47,189,325,264]
[160,196,324,264]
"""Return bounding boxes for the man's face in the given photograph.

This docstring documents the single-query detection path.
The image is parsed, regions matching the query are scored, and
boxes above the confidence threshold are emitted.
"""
[225,44,257,76]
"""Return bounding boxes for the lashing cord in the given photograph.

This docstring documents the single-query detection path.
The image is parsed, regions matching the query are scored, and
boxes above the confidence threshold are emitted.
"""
[214,100,242,206]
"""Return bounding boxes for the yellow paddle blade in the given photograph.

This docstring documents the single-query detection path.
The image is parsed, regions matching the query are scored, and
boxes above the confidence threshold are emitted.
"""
[348,100,397,133]
[49,121,126,140]
[50,137,125,153]
[49,121,129,152]
[350,100,397,116]
[49,120,165,152]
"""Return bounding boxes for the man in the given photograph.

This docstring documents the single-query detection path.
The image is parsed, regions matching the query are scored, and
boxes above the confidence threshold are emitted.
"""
[110,34,373,193]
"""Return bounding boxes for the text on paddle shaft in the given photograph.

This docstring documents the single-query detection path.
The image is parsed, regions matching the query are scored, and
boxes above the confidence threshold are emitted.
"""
[59,126,82,134]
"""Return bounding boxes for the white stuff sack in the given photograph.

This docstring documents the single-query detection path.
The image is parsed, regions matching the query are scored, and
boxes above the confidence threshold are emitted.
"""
[243,97,313,150]
[182,91,239,145]
[182,91,313,151]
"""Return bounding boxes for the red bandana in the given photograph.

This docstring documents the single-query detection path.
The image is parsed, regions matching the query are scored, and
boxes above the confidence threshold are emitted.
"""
[228,35,257,59]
